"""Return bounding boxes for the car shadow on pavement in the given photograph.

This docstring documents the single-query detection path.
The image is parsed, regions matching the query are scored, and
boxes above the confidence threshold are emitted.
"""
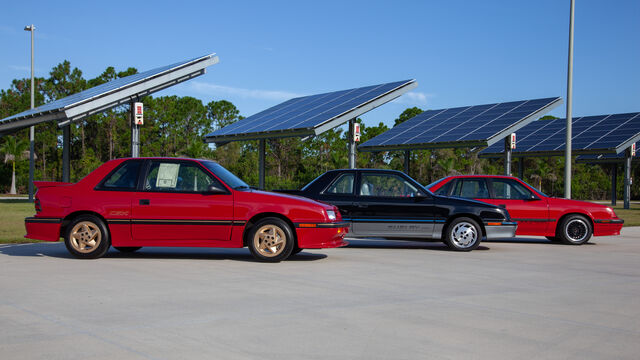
[0,242,328,262]
[343,238,490,251]
[482,237,596,245]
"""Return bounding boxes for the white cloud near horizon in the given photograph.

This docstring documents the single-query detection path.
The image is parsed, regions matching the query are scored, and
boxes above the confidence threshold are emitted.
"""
[189,81,303,101]
[392,91,433,106]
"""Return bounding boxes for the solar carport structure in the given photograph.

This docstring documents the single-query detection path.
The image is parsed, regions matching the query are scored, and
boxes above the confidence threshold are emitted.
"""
[205,79,418,189]
[577,143,639,207]
[480,113,640,208]
[358,97,563,175]
[0,53,219,184]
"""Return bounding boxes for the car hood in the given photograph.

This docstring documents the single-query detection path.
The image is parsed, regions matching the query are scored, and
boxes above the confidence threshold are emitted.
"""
[246,189,334,209]
[546,197,612,211]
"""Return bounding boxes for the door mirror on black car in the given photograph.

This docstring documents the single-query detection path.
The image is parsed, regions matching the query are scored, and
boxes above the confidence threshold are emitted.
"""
[206,184,227,194]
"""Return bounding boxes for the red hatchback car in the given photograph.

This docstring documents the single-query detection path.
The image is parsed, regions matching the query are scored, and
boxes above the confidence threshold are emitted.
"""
[428,175,623,245]
[25,158,348,262]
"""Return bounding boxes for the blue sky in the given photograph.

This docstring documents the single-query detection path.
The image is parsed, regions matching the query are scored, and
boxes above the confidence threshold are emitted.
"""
[1,0,638,129]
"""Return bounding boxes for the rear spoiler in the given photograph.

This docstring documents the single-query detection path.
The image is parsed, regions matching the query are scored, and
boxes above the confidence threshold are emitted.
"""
[33,181,73,189]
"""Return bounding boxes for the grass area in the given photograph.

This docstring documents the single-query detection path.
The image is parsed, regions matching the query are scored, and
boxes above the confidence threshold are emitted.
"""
[0,200,638,244]
[0,200,38,243]
[611,203,640,226]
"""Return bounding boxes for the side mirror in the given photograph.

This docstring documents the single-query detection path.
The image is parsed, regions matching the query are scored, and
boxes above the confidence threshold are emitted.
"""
[206,184,227,194]
[528,194,541,201]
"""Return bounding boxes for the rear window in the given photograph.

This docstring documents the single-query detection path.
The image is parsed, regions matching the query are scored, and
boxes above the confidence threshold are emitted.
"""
[100,161,142,190]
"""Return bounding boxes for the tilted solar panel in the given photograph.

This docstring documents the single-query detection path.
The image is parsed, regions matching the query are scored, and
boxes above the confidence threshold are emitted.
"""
[0,53,218,134]
[358,97,562,152]
[205,79,417,144]
[480,112,640,157]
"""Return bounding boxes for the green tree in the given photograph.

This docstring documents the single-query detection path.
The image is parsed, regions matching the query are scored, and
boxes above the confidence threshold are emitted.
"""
[1,135,29,194]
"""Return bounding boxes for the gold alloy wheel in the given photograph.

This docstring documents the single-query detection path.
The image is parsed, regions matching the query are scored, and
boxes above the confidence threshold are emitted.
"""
[253,224,287,257]
[69,221,102,254]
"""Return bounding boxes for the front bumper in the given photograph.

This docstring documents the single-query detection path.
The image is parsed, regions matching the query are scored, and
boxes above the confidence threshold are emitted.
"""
[593,219,624,236]
[484,221,518,239]
[294,222,349,249]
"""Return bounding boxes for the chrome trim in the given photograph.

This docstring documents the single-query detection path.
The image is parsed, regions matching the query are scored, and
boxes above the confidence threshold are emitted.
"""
[485,224,517,239]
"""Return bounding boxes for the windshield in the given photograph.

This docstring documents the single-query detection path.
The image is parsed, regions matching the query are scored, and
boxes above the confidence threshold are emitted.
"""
[201,161,250,190]
[425,177,448,189]
[519,179,548,197]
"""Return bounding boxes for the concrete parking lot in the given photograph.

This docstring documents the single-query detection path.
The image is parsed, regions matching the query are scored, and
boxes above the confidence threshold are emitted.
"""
[1,228,639,360]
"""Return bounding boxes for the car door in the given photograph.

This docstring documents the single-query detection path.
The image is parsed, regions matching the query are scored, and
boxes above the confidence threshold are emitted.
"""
[350,172,435,238]
[131,160,234,243]
[486,178,550,235]
[315,171,358,221]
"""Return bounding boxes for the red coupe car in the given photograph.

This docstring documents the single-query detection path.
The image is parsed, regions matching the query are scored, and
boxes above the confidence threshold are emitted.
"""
[427,175,623,245]
[25,158,348,262]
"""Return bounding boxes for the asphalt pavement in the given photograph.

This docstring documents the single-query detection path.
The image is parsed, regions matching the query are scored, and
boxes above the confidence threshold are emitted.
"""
[1,228,639,359]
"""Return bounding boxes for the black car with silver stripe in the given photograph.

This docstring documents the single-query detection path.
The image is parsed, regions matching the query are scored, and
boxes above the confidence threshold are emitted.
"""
[277,169,517,251]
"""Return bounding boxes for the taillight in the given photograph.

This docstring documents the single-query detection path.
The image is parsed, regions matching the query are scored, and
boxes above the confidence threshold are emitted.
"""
[35,198,41,212]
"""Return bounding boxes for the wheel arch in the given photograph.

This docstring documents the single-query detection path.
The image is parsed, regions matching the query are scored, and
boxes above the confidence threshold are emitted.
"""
[555,212,594,236]
[60,211,111,238]
[441,213,486,239]
[242,212,297,247]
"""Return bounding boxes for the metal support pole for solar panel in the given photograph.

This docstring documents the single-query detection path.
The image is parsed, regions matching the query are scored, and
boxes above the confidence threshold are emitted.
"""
[518,158,524,179]
[624,149,631,209]
[259,139,265,189]
[404,150,410,174]
[504,136,512,176]
[564,0,575,199]
[611,164,617,206]
[26,24,35,201]
[130,101,139,158]
[62,124,70,183]
[348,118,356,169]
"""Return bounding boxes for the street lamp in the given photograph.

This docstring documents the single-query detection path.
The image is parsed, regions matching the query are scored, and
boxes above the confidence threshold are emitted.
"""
[24,24,35,201]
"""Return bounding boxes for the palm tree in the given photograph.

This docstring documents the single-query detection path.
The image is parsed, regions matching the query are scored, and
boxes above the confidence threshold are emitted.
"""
[1,136,29,195]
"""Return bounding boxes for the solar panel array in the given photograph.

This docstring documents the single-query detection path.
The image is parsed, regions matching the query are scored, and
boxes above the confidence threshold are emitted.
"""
[480,112,640,157]
[577,142,638,163]
[206,79,417,143]
[358,97,562,151]
[0,54,217,125]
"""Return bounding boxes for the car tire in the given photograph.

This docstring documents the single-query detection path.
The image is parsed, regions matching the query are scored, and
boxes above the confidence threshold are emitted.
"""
[557,214,592,245]
[291,246,303,255]
[114,246,142,253]
[64,215,111,259]
[444,217,481,251]
[247,217,295,262]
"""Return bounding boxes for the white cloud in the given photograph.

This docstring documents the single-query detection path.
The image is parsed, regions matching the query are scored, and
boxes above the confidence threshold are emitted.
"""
[9,65,30,72]
[189,81,303,101]
[392,91,433,106]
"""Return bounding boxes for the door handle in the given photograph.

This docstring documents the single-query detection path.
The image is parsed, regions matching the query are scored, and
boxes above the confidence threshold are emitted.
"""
[139,199,150,205]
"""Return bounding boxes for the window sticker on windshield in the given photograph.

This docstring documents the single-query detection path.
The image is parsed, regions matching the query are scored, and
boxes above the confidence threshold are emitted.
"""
[156,163,180,188]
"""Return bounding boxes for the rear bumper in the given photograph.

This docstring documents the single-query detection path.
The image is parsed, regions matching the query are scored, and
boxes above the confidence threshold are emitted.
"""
[484,221,518,239]
[24,217,62,242]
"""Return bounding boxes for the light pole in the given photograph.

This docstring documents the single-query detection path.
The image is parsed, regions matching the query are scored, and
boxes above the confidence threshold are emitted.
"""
[24,24,35,202]
[564,0,575,199]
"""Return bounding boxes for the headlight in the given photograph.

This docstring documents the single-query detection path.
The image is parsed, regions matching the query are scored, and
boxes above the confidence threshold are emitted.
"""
[326,210,337,221]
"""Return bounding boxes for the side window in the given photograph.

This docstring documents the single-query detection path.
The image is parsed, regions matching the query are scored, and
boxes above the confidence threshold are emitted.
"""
[452,179,489,198]
[491,179,533,200]
[323,173,355,195]
[101,161,142,190]
[359,174,422,197]
[144,161,221,193]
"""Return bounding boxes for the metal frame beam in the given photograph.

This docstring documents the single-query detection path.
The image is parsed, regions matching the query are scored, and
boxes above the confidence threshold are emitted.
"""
[611,164,617,206]
[259,139,266,189]
[624,148,631,209]
[62,124,70,182]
